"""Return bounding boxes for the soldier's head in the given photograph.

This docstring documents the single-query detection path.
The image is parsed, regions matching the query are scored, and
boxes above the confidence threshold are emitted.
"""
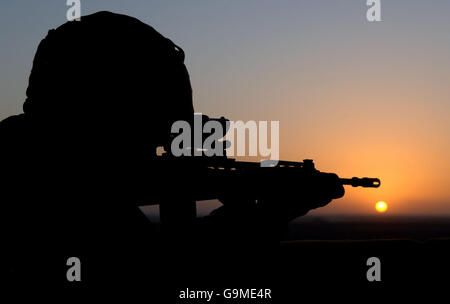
[24,11,194,147]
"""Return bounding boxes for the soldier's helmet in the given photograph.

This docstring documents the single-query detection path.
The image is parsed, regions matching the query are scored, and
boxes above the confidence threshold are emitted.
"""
[23,11,194,146]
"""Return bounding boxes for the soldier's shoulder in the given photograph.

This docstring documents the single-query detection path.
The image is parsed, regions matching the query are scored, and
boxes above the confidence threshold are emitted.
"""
[0,114,27,136]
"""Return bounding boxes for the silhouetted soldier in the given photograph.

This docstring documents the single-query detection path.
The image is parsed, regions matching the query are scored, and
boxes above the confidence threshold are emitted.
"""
[0,11,343,287]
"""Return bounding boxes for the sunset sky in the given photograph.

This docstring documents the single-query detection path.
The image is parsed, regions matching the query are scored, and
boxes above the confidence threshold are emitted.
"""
[1,1,449,215]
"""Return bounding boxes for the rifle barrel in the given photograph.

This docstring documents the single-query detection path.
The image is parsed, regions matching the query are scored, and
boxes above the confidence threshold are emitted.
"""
[340,177,381,188]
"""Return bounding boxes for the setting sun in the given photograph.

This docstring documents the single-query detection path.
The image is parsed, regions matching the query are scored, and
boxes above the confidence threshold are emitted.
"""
[375,201,388,213]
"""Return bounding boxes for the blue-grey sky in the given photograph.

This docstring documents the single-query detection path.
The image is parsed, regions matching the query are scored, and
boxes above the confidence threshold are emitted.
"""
[1,1,450,215]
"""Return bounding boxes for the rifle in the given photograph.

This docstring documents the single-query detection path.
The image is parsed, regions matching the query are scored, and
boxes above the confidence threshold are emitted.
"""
[135,115,380,223]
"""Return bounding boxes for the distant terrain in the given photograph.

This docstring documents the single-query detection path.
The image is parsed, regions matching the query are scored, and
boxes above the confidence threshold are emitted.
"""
[285,215,450,241]
[141,203,450,241]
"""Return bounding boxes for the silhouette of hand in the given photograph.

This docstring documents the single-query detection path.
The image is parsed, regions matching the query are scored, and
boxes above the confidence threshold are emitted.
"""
[213,173,344,225]
[257,173,345,223]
